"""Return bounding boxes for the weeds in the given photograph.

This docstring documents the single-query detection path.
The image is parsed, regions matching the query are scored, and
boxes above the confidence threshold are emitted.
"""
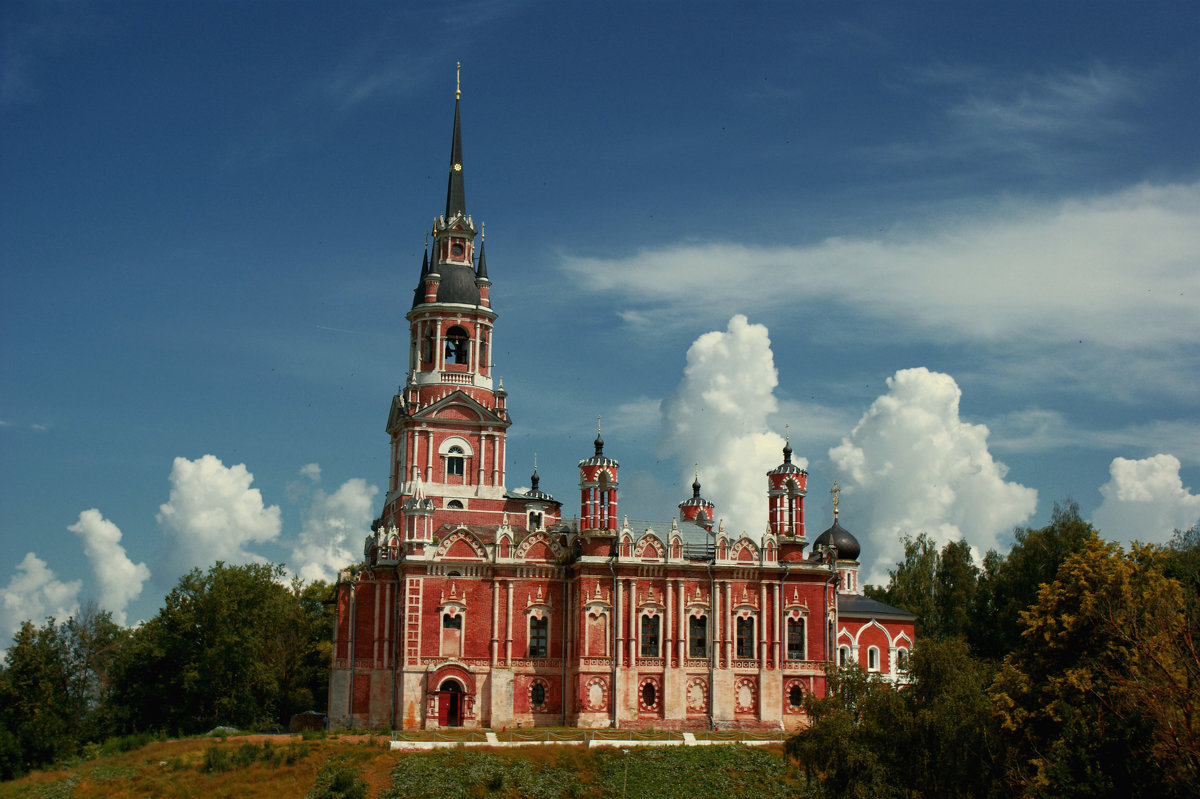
[306,755,367,799]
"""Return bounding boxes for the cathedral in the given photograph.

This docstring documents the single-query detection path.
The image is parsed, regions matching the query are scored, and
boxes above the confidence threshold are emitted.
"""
[327,80,915,731]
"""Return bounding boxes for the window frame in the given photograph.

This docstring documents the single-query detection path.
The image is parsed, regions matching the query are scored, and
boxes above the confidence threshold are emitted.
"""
[688,615,708,659]
[528,616,548,659]
[640,614,660,657]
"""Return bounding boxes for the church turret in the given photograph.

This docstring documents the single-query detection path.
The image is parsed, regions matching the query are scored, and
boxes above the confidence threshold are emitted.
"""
[767,432,807,538]
[578,419,618,532]
[678,468,715,531]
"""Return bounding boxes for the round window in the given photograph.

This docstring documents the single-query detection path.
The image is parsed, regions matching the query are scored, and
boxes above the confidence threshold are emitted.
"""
[531,683,546,707]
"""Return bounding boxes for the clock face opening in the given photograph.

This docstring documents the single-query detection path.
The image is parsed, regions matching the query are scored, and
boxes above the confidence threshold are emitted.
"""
[452,242,465,258]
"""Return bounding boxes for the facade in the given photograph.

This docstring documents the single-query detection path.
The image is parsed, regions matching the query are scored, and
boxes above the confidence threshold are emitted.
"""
[327,87,915,731]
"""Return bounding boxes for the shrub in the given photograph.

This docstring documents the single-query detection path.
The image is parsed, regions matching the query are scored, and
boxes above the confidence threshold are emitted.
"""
[307,755,368,799]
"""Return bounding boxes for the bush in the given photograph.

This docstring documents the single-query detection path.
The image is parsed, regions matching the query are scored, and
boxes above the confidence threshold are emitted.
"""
[307,755,367,799]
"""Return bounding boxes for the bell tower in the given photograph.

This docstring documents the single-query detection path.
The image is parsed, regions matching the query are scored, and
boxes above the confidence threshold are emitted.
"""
[381,67,511,528]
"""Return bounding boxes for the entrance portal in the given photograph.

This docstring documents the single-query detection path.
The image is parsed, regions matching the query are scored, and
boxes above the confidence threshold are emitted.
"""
[437,680,464,727]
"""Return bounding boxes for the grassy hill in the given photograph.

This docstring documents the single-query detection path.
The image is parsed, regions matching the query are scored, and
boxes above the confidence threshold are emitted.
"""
[0,733,809,799]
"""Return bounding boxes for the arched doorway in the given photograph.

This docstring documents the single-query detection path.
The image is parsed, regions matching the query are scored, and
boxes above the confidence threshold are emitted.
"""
[437,679,464,727]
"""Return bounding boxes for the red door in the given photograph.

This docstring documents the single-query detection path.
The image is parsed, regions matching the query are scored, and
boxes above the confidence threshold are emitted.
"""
[437,683,463,726]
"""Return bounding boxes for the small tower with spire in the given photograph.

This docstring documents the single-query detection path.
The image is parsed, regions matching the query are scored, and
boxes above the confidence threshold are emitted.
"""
[678,465,716,531]
[578,416,619,533]
[767,427,808,538]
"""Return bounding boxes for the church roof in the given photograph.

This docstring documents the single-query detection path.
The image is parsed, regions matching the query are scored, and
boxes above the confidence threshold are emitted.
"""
[445,95,465,220]
[837,593,917,620]
[434,263,481,305]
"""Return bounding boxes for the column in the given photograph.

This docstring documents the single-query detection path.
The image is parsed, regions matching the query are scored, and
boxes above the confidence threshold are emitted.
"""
[758,583,767,663]
[771,583,781,665]
[615,578,624,666]
[723,581,733,664]
[665,580,674,666]
[490,581,500,666]
[505,580,514,665]
[628,578,638,666]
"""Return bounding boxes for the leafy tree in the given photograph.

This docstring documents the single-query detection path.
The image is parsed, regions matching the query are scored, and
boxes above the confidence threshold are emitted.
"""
[0,620,73,778]
[788,640,1002,798]
[990,538,1196,798]
[971,500,1096,659]
[864,534,979,642]
[108,563,332,734]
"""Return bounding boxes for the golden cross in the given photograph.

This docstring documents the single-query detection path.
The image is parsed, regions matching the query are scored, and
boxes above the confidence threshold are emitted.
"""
[830,481,840,518]
[596,414,602,435]
[456,62,461,99]
[785,423,790,443]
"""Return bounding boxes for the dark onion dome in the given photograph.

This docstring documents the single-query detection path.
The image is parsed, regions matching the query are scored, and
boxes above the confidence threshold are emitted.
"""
[768,442,806,476]
[579,429,617,467]
[525,468,554,502]
[679,476,711,509]
[812,518,860,561]
[434,263,481,305]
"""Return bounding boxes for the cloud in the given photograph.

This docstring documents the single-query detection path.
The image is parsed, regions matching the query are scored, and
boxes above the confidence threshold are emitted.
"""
[156,455,281,574]
[1,553,81,645]
[290,476,378,583]
[660,315,797,537]
[564,181,1200,353]
[67,509,150,626]
[829,367,1038,581]
[1092,454,1200,544]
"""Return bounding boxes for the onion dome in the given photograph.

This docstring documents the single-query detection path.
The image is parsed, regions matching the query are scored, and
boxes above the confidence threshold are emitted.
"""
[525,465,554,502]
[812,518,860,562]
[768,441,806,476]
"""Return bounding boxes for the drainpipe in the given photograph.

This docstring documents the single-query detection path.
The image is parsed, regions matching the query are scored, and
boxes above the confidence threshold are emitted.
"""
[608,554,618,729]
[779,561,791,730]
[823,547,838,679]
[347,577,357,725]
[561,559,568,726]
[706,560,716,730]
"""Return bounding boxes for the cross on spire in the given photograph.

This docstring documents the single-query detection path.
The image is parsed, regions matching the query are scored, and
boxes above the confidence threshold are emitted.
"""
[830,481,841,519]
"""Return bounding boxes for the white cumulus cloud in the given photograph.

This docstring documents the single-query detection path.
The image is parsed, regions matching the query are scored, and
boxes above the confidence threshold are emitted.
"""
[1,553,81,645]
[661,315,798,537]
[1092,454,1200,544]
[156,454,281,574]
[68,509,150,625]
[289,466,378,583]
[829,367,1038,580]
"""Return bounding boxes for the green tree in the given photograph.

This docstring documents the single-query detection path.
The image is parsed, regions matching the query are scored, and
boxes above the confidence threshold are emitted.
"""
[0,619,74,778]
[107,563,331,735]
[971,500,1096,659]
[788,640,1002,798]
[864,533,979,642]
[989,538,1196,798]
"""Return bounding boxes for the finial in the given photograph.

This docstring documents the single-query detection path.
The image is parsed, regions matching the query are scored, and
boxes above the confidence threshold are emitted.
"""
[481,221,485,241]
[785,423,790,443]
[456,62,461,99]
[596,414,602,436]
[533,452,538,471]
[694,462,699,481]
[830,481,840,519]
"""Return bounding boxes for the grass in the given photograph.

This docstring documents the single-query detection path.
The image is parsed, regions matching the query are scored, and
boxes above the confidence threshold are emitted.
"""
[0,735,809,799]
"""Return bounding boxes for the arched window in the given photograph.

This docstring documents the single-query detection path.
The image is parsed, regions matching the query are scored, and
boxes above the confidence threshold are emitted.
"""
[446,499,464,509]
[688,615,707,658]
[528,617,548,658]
[896,647,909,671]
[788,683,804,709]
[786,618,805,660]
[838,645,850,666]
[528,511,543,531]
[530,682,546,707]
[867,646,880,671]
[446,445,465,477]
[642,681,657,708]
[444,326,469,364]
[442,614,462,630]
[736,617,755,659]
[640,615,660,657]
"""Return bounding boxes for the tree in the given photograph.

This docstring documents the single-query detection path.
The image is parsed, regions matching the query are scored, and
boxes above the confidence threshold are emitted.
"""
[864,533,979,642]
[787,640,1002,799]
[971,500,1096,660]
[989,538,1196,798]
[0,620,73,778]
[107,563,332,735]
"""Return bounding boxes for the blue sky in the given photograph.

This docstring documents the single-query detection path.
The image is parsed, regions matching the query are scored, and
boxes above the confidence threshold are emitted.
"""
[3,1,1198,634]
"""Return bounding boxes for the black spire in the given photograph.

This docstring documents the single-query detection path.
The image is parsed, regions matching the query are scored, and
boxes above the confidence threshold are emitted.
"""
[692,476,702,497]
[476,233,488,280]
[530,467,540,492]
[444,66,465,220]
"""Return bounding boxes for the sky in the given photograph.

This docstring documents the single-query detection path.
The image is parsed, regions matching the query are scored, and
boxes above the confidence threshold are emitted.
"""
[3,1,1199,638]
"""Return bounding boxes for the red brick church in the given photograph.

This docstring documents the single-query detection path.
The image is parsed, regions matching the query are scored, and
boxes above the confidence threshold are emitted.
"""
[328,81,915,731]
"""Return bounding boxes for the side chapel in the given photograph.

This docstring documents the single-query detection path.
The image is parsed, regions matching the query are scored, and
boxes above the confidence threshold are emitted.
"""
[327,76,915,731]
